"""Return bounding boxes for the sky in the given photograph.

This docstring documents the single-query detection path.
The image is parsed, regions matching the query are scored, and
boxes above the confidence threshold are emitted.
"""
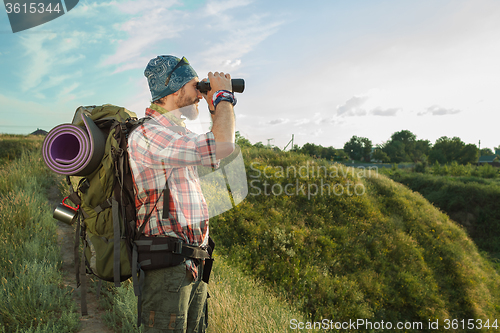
[1,0,499,151]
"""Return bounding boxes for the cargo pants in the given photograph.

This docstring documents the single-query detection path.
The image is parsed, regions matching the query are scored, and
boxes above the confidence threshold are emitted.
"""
[141,261,208,332]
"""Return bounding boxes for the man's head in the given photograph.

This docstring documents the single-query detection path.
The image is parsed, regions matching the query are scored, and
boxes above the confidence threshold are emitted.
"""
[144,56,202,120]
[145,55,198,101]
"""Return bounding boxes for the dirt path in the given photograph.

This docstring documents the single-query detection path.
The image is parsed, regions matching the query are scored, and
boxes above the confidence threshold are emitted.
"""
[56,220,114,333]
[50,185,114,333]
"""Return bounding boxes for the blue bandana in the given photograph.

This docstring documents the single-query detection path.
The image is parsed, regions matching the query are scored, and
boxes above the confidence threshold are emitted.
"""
[144,55,198,101]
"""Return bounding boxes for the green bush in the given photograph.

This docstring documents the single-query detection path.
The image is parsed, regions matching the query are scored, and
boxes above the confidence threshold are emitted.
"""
[413,161,427,173]
[477,163,498,178]
[429,161,498,178]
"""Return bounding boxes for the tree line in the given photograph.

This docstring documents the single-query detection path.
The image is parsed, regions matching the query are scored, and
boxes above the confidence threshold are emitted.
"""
[238,130,498,165]
[342,130,496,164]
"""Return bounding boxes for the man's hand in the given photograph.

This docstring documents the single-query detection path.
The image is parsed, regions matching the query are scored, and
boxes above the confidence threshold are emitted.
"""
[201,72,232,111]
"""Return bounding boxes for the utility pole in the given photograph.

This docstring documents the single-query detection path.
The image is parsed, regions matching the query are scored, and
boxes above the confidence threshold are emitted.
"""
[283,134,294,151]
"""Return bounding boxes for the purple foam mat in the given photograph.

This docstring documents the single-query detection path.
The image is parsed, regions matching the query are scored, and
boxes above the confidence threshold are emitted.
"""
[42,114,105,176]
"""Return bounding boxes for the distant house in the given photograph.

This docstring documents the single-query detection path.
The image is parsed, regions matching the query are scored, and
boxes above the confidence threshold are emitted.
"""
[478,155,497,163]
[478,153,500,167]
[30,128,48,136]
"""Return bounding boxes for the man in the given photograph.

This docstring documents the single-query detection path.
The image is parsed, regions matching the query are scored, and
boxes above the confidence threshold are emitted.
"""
[127,55,236,332]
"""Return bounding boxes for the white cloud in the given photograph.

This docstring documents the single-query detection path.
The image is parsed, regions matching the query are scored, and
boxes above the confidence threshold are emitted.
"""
[267,118,290,125]
[279,0,500,131]
[104,8,187,72]
[336,96,369,117]
[221,59,242,68]
[43,72,81,91]
[68,0,121,16]
[101,0,283,75]
[58,82,79,96]
[198,13,283,71]
[19,33,57,92]
[332,94,403,117]
[293,118,311,126]
[17,30,93,94]
[204,0,253,16]
[371,107,401,116]
[418,105,461,116]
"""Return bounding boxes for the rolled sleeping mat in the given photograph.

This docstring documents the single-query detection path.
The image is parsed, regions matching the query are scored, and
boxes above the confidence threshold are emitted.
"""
[42,113,105,176]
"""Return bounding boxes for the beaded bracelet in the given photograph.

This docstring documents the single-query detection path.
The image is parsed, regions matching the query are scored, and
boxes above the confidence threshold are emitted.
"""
[212,90,237,109]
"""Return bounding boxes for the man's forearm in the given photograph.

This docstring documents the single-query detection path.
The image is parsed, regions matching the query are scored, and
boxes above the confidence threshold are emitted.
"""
[211,101,235,159]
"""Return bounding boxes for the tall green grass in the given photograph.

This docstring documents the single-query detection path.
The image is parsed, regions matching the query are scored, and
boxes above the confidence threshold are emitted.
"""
[0,135,43,167]
[209,147,500,332]
[93,254,313,332]
[208,254,315,332]
[0,138,79,332]
[25,136,500,333]
[385,170,500,256]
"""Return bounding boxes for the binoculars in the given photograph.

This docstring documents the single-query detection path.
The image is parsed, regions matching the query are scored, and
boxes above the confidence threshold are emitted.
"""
[197,79,245,93]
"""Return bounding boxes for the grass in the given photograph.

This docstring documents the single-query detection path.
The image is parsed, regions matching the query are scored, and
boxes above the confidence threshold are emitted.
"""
[383,168,500,257]
[0,138,79,332]
[93,253,313,333]
[209,147,500,332]
[6,136,500,333]
[0,135,44,167]
[207,254,314,332]
[364,175,500,320]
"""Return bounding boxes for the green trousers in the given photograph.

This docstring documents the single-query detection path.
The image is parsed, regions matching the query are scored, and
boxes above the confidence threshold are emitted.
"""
[141,262,208,332]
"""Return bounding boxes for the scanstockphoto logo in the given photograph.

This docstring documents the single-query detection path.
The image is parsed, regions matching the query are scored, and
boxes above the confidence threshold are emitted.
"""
[4,0,79,33]
[248,161,378,200]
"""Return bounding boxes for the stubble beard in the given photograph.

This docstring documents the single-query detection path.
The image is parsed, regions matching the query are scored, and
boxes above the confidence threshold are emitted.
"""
[176,88,200,120]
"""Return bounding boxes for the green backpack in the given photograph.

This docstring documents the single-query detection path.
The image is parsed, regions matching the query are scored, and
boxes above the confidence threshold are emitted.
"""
[65,105,213,324]
[65,105,142,315]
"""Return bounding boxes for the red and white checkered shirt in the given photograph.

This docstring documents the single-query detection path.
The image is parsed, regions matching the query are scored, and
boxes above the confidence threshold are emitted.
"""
[127,107,218,278]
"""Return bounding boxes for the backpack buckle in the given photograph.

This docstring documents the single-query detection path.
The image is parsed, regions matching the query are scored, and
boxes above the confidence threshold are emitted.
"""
[174,239,183,255]
[78,178,90,194]
[120,122,128,134]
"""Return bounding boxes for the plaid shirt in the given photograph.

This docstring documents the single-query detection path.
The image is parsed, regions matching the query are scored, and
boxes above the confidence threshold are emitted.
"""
[128,107,218,278]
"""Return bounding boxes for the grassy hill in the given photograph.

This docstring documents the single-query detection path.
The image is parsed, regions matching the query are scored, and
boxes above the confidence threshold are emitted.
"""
[0,136,311,333]
[384,170,500,259]
[209,147,500,331]
[3,136,500,332]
